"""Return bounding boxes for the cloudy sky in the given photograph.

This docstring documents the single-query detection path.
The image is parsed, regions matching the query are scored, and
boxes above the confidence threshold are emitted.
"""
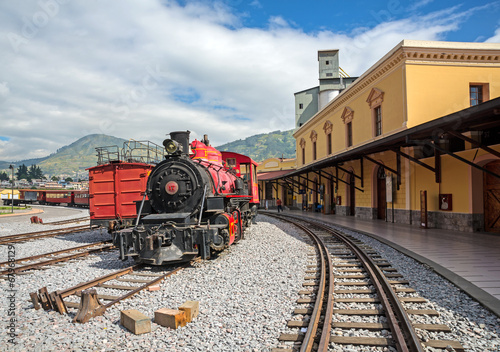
[1,0,499,161]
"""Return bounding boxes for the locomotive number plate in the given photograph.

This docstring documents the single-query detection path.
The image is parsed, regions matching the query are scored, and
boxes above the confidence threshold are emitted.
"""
[165,181,179,195]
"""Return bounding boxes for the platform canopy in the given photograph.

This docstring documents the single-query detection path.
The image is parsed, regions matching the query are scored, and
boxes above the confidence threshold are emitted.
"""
[281,96,500,188]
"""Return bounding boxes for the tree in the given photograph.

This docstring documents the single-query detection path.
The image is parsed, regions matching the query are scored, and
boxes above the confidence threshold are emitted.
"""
[28,165,44,181]
[16,164,28,180]
[0,171,9,181]
[51,176,60,182]
[65,177,73,182]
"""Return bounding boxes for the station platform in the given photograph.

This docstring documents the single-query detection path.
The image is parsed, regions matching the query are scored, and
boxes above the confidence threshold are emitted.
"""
[264,209,500,318]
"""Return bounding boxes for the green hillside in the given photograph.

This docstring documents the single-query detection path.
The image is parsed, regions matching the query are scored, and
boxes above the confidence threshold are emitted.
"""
[38,134,127,177]
[1,130,296,179]
[216,129,295,162]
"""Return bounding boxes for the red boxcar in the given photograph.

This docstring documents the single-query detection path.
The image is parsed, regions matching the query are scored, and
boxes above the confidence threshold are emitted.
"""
[87,140,163,230]
[87,161,153,230]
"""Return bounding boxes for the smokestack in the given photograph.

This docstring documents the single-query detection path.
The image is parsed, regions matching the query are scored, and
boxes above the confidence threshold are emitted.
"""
[168,131,190,154]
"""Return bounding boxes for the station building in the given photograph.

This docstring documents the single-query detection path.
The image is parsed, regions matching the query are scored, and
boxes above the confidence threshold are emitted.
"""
[264,40,500,233]
[257,157,296,208]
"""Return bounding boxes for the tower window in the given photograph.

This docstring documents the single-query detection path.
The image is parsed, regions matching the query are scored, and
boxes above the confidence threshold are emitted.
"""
[299,103,303,109]
[326,60,330,65]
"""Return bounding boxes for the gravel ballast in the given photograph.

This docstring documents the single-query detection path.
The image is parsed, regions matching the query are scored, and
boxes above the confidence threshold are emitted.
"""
[2,212,500,351]
[1,215,310,351]
[320,221,500,352]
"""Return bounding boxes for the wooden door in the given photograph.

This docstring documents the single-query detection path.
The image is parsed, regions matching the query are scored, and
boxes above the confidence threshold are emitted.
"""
[377,167,386,219]
[484,160,500,232]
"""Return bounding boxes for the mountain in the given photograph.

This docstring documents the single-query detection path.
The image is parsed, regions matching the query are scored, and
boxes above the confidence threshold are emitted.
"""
[0,157,48,170]
[1,130,296,178]
[216,129,295,162]
[39,134,128,177]
[0,134,127,178]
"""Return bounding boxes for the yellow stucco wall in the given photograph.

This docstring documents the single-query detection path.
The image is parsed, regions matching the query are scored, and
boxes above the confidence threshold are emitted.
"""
[406,64,500,127]
[410,145,500,213]
[257,158,296,172]
[296,63,407,168]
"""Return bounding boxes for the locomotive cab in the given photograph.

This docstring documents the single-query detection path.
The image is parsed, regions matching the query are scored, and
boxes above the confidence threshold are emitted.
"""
[113,131,258,265]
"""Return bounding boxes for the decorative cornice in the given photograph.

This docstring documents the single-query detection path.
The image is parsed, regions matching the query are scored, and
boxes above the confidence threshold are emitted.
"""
[366,88,384,109]
[310,130,318,142]
[299,138,306,148]
[341,107,354,124]
[323,120,332,134]
[298,43,500,131]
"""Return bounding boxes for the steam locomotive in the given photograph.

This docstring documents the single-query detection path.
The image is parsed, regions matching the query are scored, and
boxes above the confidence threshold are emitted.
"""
[113,131,259,265]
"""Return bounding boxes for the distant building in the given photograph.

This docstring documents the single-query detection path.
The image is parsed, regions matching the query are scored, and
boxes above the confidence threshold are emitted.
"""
[257,157,297,208]
[295,50,358,129]
[42,182,63,189]
[67,181,85,190]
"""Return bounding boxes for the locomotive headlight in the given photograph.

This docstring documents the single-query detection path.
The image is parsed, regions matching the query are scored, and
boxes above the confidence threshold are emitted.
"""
[163,139,181,154]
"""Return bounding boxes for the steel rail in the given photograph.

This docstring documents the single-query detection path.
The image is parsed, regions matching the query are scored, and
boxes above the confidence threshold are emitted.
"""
[267,212,334,352]
[0,225,90,240]
[31,262,193,323]
[56,264,140,298]
[297,221,327,352]
[264,211,424,352]
[0,242,114,276]
[0,241,112,267]
[314,223,424,352]
[88,264,188,322]
[0,225,94,245]
[42,216,90,225]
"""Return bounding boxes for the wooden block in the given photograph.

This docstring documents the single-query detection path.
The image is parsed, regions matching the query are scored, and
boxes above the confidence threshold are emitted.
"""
[120,309,151,335]
[179,301,199,322]
[154,308,187,329]
[148,285,161,291]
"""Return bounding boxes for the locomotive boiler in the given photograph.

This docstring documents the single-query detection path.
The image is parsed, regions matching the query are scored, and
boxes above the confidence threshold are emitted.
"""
[113,131,259,265]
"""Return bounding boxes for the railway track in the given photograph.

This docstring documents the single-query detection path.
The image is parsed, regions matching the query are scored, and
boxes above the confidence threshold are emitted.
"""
[267,213,464,352]
[0,225,94,245]
[42,216,90,225]
[30,263,190,323]
[0,241,114,277]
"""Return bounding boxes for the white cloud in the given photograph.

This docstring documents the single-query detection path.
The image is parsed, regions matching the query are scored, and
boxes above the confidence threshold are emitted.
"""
[0,0,490,162]
[0,82,10,103]
[486,27,500,42]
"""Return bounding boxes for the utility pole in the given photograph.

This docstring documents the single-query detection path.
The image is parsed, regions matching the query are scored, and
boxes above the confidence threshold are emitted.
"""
[9,165,14,213]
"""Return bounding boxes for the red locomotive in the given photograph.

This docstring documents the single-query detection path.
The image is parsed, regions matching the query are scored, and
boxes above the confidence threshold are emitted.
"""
[113,131,259,265]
